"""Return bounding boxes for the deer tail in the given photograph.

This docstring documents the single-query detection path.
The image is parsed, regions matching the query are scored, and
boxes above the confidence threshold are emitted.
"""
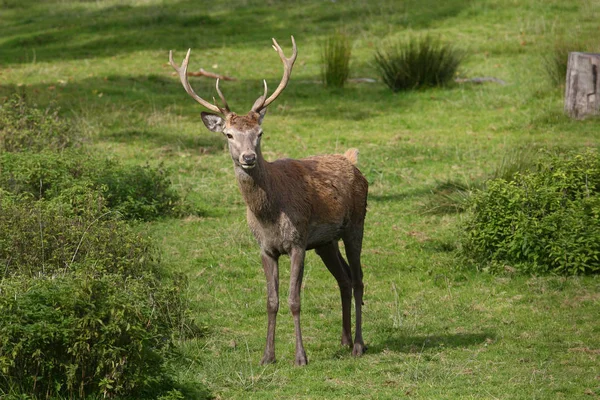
[343,148,359,165]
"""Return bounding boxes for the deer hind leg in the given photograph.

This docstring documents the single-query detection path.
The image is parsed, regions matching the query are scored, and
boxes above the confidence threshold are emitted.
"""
[289,246,308,366]
[342,224,366,357]
[260,252,279,365]
[315,242,352,347]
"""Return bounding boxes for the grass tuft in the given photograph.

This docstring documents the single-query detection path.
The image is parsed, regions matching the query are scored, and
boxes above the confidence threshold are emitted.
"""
[374,35,463,92]
[321,31,352,88]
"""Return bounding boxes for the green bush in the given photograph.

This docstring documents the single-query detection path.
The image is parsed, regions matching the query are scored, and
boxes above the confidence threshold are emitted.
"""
[0,151,184,221]
[0,94,82,152]
[0,272,185,399]
[461,150,600,275]
[374,35,462,92]
[0,194,157,278]
[321,31,352,88]
[0,194,201,399]
[96,160,182,221]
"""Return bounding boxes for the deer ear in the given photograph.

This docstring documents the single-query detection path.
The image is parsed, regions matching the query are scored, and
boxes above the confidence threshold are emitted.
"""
[258,108,267,125]
[201,112,225,132]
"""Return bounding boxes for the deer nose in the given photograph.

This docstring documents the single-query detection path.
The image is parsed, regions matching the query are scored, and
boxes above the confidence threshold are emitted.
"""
[241,153,257,169]
[242,153,256,164]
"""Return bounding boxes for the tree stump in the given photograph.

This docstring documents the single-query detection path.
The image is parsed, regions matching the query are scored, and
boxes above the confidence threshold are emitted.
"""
[564,52,600,119]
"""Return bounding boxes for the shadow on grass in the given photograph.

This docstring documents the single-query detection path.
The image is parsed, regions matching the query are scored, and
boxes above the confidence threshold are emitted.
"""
[106,128,224,154]
[1,0,471,64]
[0,71,424,127]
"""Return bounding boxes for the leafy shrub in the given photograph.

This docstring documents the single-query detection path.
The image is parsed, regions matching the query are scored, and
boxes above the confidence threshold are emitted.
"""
[460,150,600,275]
[96,160,182,221]
[0,193,157,278]
[0,272,186,399]
[0,151,184,221]
[544,37,600,87]
[0,194,201,399]
[0,93,82,152]
[374,35,462,92]
[321,31,352,88]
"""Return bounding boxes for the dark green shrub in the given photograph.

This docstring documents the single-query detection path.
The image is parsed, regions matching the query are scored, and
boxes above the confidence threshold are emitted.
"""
[0,151,184,221]
[0,194,157,278]
[461,150,600,275]
[95,160,182,221]
[0,272,185,399]
[374,35,462,92]
[0,194,201,399]
[321,31,352,88]
[0,94,82,152]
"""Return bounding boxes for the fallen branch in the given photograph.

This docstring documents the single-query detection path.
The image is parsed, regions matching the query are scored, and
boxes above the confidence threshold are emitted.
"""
[454,77,507,85]
[171,68,236,81]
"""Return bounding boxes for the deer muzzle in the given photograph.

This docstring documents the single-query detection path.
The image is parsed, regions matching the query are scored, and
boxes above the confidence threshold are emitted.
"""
[240,153,257,169]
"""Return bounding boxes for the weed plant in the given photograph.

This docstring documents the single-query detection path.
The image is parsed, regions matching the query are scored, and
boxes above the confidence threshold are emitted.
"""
[0,193,156,278]
[374,35,462,91]
[0,93,82,152]
[0,193,200,398]
[461,150,600,275]
[321,31,352,88]
[0,151,184,221]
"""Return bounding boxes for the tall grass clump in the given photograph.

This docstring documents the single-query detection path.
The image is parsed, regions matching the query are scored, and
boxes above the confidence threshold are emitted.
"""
[374,35,462,92]
[461,149,600,275]
[321,31,352,88]
[544,37,600,86]
[0,93,83,152]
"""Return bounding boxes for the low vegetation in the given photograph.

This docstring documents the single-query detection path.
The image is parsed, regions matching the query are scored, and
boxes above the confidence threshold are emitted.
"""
[0,93,82,152]
[1,0,600,399]
[462,150,600,275]
[321,31,352,88]
[0,99,203,398]
[374,35,462,91]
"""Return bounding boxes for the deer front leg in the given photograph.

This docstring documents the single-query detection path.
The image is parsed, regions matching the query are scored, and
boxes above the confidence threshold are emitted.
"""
[289,246,308,366]
[260,252,279,365]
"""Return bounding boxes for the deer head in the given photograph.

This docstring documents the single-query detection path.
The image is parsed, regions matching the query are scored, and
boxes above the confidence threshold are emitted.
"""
[169,37,297,170]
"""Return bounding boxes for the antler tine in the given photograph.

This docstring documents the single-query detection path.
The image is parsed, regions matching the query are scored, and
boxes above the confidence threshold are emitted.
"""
[215,78,231,112]
[169,49,228,115]
[252,36,298,112]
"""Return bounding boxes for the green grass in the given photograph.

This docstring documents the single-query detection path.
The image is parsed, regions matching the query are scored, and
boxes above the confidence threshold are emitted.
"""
[2,0,600,398]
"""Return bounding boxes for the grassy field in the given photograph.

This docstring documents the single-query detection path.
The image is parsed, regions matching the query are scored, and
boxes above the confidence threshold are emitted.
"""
[2,0,600,398]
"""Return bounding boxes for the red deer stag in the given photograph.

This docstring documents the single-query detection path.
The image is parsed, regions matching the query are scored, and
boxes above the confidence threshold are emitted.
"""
[169,37,368,366]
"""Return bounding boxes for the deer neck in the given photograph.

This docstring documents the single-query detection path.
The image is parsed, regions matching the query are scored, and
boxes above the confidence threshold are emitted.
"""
[234,156,278,220]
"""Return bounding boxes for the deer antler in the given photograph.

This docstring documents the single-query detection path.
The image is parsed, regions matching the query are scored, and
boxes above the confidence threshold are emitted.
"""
[251,36,298,113]
[169,49,230,115]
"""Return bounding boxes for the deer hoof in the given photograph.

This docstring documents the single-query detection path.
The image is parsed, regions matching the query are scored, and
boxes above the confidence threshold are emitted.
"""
[352,342,366,357]
[294,351,308,366]
[260,354,276,365]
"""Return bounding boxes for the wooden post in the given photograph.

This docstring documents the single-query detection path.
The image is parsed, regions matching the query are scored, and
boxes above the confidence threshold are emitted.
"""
[564,52,600,119]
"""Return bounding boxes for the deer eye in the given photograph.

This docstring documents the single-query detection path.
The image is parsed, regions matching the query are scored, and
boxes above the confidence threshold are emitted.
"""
[225,133,233,139]
[257,131,263,138]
